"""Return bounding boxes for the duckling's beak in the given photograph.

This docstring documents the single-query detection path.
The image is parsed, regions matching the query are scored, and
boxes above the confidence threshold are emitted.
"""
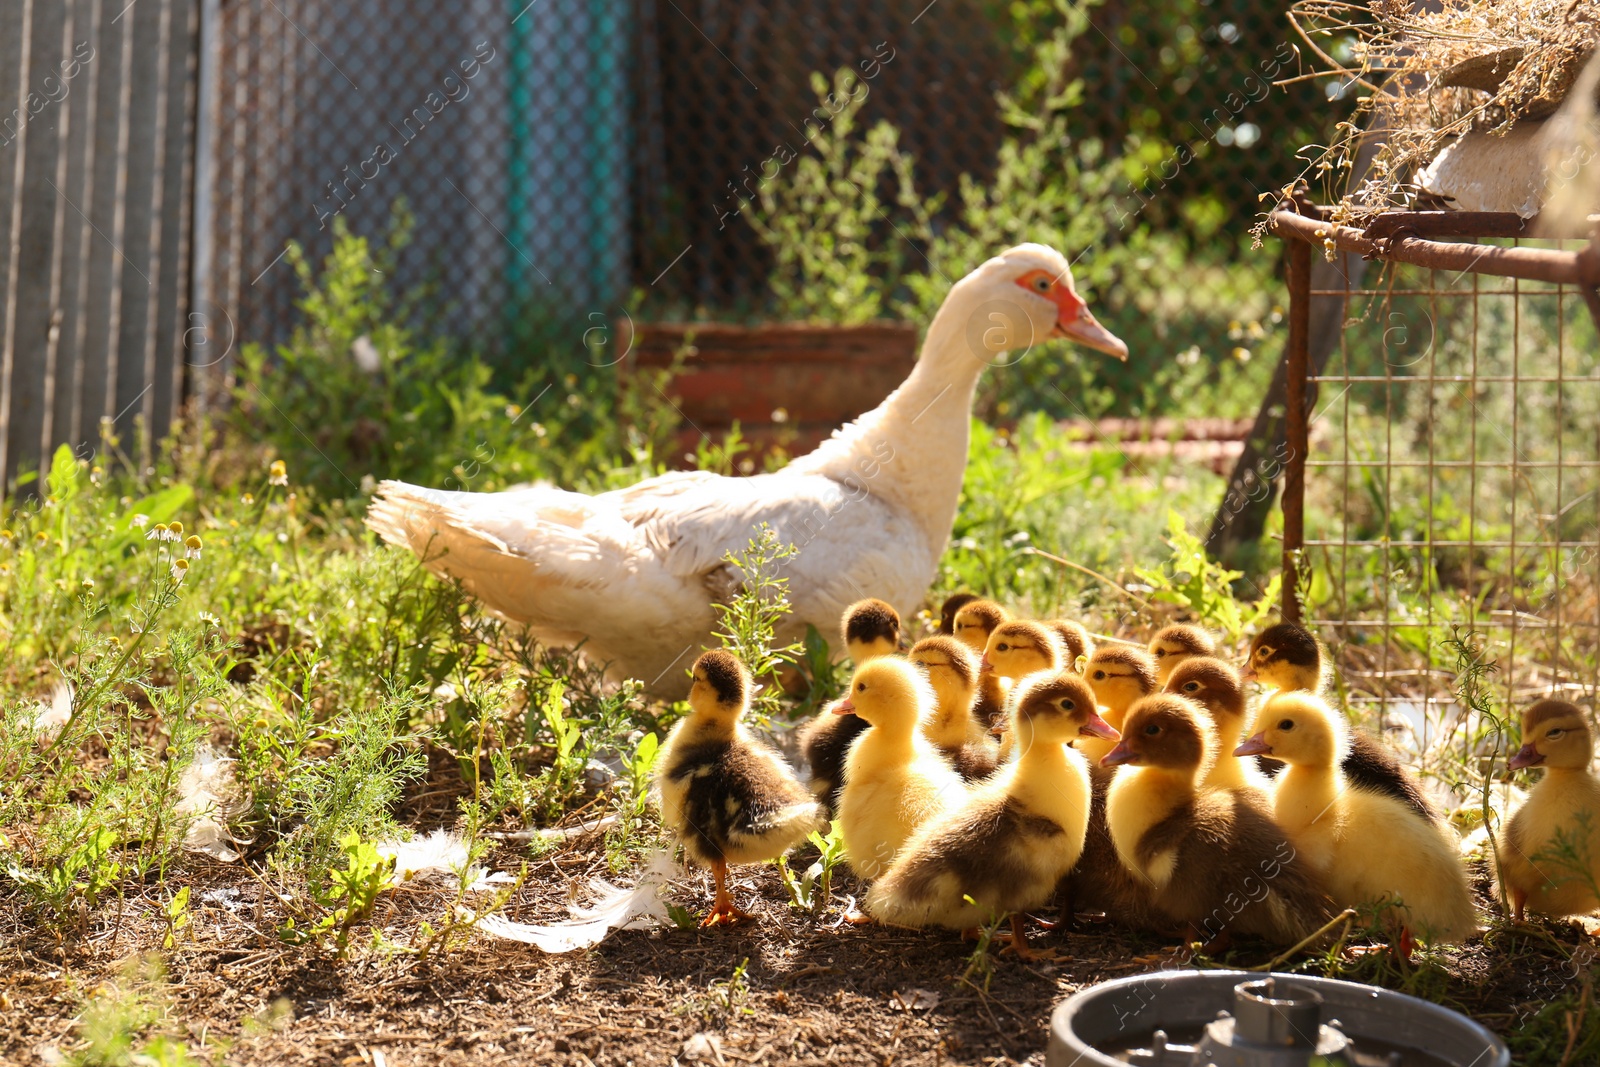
[979,655,994,672]
[1233,733,1272,757]
[1053,307,1128,361]
[1080,711,1119,740]
[1100,740,1138,766]
[833,698,857,716]
[1509,742,1544,770]
[1239,662,1258,683]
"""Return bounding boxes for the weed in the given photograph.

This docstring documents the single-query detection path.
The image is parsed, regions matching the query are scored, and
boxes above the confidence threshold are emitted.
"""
[710,524,803,725]
[1134,510,1280,645]
[959,898,1009,994]
[778,822,847,913]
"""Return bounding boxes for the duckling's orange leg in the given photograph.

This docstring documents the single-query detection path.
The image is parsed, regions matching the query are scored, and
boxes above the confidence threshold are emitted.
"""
[1510,888,1529,924]
[998,915,1067,962]
[701,860,753,927]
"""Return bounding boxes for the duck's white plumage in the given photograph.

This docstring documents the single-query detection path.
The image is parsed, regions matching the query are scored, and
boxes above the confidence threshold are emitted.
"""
[366,244,1127,694]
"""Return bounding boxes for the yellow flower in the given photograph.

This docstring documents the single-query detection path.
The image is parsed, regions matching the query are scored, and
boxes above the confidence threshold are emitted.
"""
[185,535,203,559]
[168,520,184,539]
[269,460,288,487]
[171,558,190,583]
[147,522,168,542]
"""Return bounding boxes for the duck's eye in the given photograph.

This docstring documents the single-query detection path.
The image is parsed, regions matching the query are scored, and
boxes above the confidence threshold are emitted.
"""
[1548,728,1565,739]
[1092,670,1106,680]
[1143,723,1161,736]
[1031,275,1050,292]
[997,643,1010,652]
[1278,719,1295,731]
[1257,645,1275,660]
[1183,681,1200,693]
[1153,648,1166,658]
[1059,698,1076,712]
[856,682,867,693]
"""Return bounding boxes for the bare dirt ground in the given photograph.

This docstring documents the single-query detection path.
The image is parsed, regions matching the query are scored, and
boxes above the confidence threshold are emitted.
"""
[2,836,1592,1067]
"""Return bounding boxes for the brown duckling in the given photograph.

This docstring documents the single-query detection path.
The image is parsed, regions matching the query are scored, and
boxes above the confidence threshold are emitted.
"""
[1245,620,1439,823]
[656,650,826,926]
[1149,624,1217,687]
[938,592,981,635]
[1101,694,1336,945]
[909,636,1000,781]
[1164,656,1264,795]
[798,598,901,808]
[1498,700,1600,922]
[867,673,1114,958]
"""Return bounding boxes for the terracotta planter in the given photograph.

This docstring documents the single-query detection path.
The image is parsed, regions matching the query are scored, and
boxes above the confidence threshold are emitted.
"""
[615,321,919,468]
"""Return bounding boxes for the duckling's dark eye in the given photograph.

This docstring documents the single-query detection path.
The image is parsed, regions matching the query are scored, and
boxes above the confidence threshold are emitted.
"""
[997,643,1010,652]
[1092,670,1106,680]
[1548,728,1565,739]
[1143,723,1160,736]
[1059,698,1076,712]
[856,682,867,693]
[1278,719,1294,731]
[1153,649,1166,658]
[1183,681,1200,692]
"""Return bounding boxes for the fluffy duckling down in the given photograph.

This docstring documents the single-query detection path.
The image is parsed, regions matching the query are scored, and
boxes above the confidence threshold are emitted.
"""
[1046,618,1095,670]
[1102,694,1336,945]
[1061,645,1159,926]
[868,673,1114,957]
[1237,691,1476,945]
[1498,699,1600,922]
[836,657,969,879]
[955,600,1015,727]
[980,620,1065,740]
[1245,620,1439,824]
[1164,656,1266,795]
[655,650,826,926]
[1148,624,1216,687]
[938,592,981,635]
[909,636,1000,781]
[798,598,901,808]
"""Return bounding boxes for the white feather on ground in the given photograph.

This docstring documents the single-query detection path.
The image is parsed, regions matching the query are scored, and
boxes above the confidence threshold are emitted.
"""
[30,679,73,736]
[174,743,240,862]
[373,828,514,892]
[474,849,677,953]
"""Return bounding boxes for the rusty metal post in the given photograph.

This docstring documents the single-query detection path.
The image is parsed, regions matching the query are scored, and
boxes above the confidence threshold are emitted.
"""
[1281,237,1312,625]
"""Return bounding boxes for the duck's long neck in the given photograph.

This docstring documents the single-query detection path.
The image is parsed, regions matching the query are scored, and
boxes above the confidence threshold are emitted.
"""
[787,295,987,545]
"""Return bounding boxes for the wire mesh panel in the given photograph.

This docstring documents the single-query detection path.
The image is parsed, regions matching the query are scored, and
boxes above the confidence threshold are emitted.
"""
[1277,209,1600,753]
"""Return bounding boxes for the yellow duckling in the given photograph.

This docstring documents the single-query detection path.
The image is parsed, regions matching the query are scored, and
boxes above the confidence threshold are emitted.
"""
[951,598,1010,655]
[1164,656,1265,795]
[836,658,969,879]
[867,672,1115,958]
[1082,645,1157,764]
[978,620,1063,731]
[909,636,1000,781]
[1245,619,1439,824]
[798,598,901,807]
[1102,694,1336,945]
[1236,692,1476,946]
[656,650,826,926]
[1148,623,1217,687]
[1046,618,1096,670]
[1498,700,1600,922]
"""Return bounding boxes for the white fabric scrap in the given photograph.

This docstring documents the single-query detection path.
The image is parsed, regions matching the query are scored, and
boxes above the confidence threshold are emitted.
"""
[175,743,240,862]
[475,849,677,952]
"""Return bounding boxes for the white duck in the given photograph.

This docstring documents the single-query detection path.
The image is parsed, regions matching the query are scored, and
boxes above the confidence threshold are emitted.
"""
[366,244,1127,695]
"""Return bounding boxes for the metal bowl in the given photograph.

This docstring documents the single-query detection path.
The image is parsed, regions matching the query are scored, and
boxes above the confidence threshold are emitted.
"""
[1047,969,1508,1067]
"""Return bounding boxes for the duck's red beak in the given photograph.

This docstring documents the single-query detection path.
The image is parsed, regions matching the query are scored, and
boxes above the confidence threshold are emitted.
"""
[1100,740,1138,766]
[1053,305,1128,361]
[1234,733,1272,757]
[1509,742,1544,770]
[832,698,856,716]
[1080,711,1119,740]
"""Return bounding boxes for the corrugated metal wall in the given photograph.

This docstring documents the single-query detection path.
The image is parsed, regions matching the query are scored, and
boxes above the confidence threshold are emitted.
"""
[0,0,199,488]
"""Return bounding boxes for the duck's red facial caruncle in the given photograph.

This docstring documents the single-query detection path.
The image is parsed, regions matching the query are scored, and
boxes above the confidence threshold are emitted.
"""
[1014,268,1128,360]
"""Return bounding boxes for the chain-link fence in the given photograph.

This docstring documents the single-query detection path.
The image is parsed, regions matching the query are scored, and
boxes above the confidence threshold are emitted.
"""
[4,0,1342,485]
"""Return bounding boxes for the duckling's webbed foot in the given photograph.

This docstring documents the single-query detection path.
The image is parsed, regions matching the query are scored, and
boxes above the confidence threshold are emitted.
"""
[702,861,754,927]
[997,915,1067,962]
